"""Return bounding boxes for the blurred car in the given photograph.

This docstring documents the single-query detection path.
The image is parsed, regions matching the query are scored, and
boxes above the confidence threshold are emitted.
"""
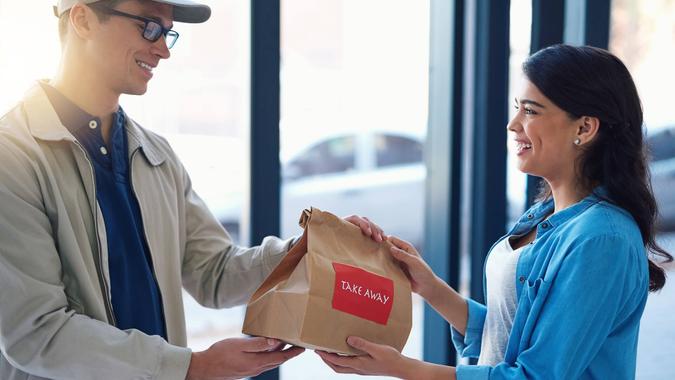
[166,131,426,247]
[280,131,426,247]
[647,126,675,231]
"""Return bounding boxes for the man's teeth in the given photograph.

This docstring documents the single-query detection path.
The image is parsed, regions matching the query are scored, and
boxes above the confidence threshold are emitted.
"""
[136,61,153,71]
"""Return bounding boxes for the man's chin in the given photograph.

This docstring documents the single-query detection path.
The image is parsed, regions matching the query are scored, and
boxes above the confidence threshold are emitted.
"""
[124,86,149,96]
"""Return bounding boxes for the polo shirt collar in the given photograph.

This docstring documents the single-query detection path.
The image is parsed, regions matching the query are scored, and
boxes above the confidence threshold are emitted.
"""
[24,81,166,167]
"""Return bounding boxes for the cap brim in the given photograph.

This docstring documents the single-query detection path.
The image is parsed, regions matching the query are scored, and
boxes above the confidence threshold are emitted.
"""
[159,0,211,23]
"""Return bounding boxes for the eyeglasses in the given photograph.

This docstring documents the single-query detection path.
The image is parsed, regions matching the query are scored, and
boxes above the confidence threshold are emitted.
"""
[93,6,179,49]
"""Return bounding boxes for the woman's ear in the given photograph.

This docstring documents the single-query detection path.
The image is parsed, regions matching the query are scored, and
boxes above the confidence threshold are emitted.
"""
[576,116,600,145]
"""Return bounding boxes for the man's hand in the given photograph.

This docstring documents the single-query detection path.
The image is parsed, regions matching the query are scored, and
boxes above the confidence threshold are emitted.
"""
[186,337,304,380]
[344,215,385,242]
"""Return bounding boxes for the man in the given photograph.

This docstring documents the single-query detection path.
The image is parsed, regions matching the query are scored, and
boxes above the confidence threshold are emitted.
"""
[0,1,385,379]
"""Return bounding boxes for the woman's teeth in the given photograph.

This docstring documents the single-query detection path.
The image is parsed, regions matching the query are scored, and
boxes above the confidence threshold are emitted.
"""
[517,142,532,152]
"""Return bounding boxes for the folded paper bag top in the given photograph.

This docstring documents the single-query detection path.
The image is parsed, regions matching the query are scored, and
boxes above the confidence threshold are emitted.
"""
[242,207,412,355]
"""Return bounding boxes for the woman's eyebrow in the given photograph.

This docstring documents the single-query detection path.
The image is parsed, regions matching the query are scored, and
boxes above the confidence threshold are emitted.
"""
[516,98,546,108]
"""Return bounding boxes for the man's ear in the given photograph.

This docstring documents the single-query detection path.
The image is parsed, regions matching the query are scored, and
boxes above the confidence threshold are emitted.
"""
[68,3,99,40]
[576,116,600,145]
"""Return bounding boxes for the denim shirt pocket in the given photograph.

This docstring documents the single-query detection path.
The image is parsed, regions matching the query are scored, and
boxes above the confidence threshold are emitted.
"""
[507,277,552,362]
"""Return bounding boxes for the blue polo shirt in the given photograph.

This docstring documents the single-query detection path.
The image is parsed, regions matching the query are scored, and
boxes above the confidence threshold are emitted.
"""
[41,83,167,340]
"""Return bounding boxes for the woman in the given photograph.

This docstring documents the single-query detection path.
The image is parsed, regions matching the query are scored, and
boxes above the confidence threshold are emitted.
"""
[317,44,673,379]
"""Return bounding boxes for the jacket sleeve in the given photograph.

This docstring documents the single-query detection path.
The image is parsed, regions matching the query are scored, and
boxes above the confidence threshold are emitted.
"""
[177,158,294,309]
[451,298,487,358]
[456,234,646,380]
[0,139,191,380]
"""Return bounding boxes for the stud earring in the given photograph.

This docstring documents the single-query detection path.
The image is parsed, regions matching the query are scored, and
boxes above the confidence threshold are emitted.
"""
[574,138,582,146]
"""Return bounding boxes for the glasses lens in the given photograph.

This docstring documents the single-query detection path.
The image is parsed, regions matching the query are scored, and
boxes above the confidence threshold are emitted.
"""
[143,22,163,41]
[166,31,179,49]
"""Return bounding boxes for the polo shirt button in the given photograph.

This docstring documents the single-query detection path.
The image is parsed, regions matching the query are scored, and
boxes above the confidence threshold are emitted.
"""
[100,146,108,155]
[89,120,98,129]
[519,276,526,283]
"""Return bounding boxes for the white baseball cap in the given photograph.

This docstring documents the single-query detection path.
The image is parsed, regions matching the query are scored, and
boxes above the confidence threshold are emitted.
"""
[54,0,211,23]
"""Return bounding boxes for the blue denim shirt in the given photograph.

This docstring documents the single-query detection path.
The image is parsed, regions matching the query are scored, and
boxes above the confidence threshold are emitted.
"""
[452,188,649,379]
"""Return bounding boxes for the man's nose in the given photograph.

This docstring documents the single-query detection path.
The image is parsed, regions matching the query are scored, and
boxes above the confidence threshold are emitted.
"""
[152,35,171,60]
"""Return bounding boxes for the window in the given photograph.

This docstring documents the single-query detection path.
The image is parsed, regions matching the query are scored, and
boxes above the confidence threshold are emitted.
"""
[0,3,61,111]
[506,0,532,225]
[119,0,251,351]
[647,127,675,163]
[610,1,675,378]
[375,134,424,168]
[280,0,429,378]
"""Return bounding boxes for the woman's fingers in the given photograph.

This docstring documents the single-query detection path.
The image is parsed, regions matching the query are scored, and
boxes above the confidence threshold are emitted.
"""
[346,336,391,358]
[390,246,418,265]
[363,217,385,242]
[316,353,364,375]
[388,235,420,256]
[344,215,385,242]
[315,351,362,369]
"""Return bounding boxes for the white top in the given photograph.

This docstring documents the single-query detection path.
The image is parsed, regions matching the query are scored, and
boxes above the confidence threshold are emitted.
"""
[477,236,525,366]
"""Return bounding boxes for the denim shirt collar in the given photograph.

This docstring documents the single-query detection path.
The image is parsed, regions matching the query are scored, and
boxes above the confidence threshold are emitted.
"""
[510,186,609,237]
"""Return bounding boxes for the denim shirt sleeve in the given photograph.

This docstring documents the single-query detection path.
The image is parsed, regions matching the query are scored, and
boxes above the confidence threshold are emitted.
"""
[450,298,487,358]
[455,233,646,380]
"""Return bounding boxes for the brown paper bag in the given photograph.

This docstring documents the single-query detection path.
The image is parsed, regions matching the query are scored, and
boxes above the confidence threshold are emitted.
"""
[242,207,412,355]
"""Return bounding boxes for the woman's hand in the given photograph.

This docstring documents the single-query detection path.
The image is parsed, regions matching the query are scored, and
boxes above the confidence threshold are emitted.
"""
[315,336,414,378]
[316,337,455,380]
[390,236,468,334]
[344,215,385,243]
[388,236,441,301]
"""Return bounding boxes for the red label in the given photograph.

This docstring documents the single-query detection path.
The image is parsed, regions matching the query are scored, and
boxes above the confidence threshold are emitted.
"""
[332,262,394,325]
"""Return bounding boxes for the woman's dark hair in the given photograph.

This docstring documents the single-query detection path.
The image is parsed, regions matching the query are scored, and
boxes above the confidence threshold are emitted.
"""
[523,44,672,292]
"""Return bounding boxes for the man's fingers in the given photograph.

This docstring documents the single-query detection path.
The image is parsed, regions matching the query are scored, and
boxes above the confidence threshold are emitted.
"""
[242,337,282,353]
[264,341,286,352]
[253,346,305,366]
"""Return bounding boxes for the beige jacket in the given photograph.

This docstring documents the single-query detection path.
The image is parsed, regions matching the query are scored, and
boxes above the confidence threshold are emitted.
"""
[0,84,292,380]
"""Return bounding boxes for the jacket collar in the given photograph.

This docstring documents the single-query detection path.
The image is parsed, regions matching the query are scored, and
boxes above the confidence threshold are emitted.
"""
[125,116,166,166]
[23,81,165,167]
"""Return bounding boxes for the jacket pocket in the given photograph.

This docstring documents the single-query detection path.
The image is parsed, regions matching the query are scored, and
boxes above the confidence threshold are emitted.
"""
[65,293,84,314]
